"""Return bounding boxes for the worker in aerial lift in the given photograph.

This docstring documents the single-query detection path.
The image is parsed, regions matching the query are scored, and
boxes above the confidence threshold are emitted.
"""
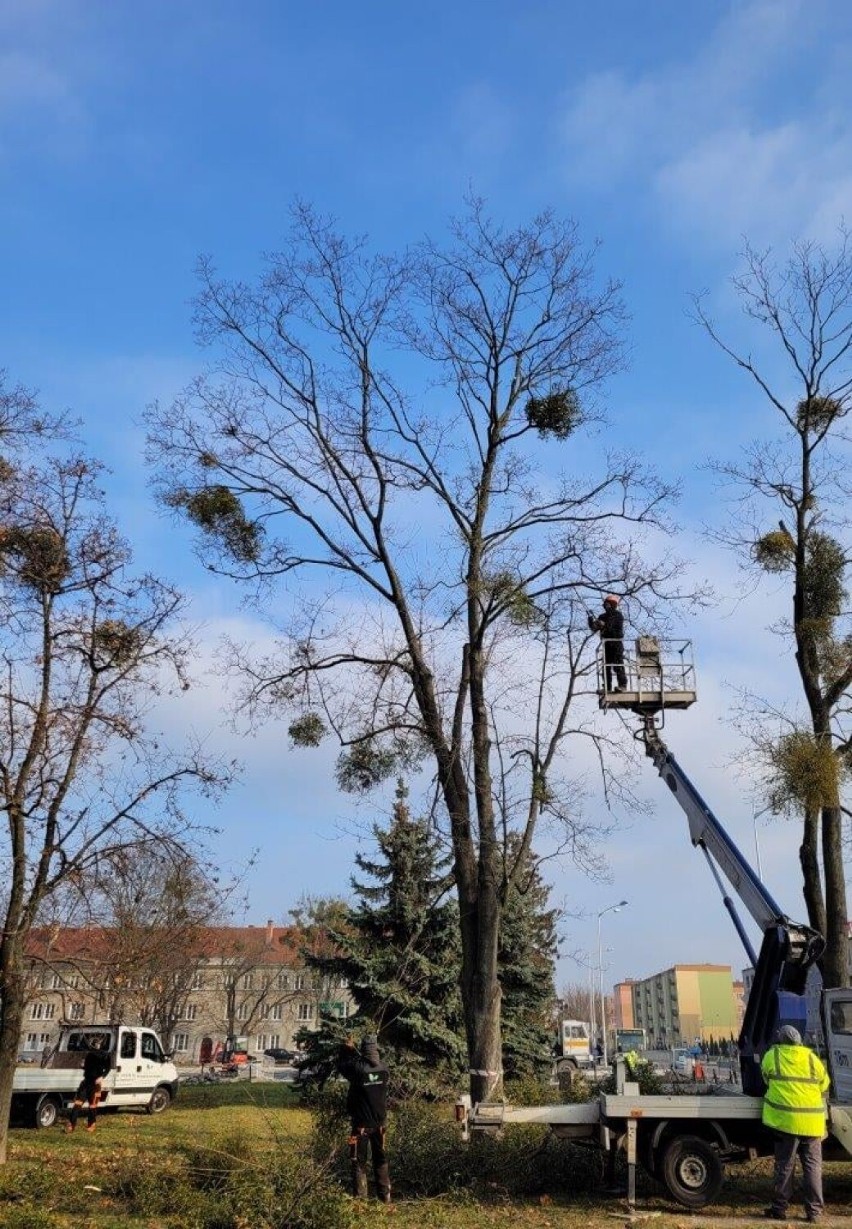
[588,594,627,691]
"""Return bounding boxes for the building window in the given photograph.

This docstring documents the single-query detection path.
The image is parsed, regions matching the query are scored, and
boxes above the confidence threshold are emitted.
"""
[184,1004,198,1022]
[51,973,63,990]
[172,1032,190,1053]
[191,972,204,990]
[260,1005,271,1021]
[297,1003,314,1022]
[30,1003,56,1021]
[236,1004,247,1021]
[268,1033,280,1049]
[294,974,306,991]
[271,1004,282,1021]
[241,974,253,990]
[277,973,289,991]
[70,1003,85,1021]
[24,1033,39,1050]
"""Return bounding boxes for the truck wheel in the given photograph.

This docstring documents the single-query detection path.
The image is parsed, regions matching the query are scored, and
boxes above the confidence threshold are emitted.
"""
[147,1086,171,1115]
[660,1135,723,1208]
[556,1058,578,1071]
[34,1095,61,1130]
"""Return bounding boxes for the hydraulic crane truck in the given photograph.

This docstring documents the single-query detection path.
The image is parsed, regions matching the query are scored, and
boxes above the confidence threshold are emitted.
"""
[456,639,852,1209]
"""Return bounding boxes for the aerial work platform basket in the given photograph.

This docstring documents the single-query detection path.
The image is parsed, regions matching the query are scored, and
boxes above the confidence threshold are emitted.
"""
[595,637,697,713]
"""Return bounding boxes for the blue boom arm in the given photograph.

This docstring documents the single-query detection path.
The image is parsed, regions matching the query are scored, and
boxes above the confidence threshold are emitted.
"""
[642,724,824,1095]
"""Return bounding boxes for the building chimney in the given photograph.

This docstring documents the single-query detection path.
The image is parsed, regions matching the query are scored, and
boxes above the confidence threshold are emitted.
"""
[266,918,274,944]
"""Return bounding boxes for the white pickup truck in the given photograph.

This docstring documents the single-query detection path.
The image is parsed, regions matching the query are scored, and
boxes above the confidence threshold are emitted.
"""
[11,1024,179,1129]
[458,987,852,1208]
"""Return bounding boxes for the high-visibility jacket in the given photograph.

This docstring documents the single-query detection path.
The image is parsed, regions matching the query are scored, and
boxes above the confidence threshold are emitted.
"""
[761,1042,830,1137]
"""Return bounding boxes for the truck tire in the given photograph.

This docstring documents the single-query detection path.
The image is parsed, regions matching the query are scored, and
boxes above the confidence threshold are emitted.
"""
[147,1086,172,1115]
[556,1057,578,1071]
[34,1095,61,1130]
[660,1135,723,1208]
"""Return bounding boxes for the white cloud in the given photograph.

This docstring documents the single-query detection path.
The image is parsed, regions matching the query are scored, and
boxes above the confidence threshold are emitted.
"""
[0,1,94,163]
[558,0,852,247]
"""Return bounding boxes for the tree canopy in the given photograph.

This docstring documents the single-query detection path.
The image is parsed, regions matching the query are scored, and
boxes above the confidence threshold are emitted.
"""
[148,199,688,1098]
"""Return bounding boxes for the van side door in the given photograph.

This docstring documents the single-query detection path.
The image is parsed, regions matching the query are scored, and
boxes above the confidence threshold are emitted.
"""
[111,1028,149,1105]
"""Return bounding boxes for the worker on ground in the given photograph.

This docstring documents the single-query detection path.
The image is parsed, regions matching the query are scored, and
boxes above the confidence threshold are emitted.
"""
[588,595,627,692]
[337,1033,392,1204]
[65,1034,110,1134]
[761,1024,830,1223]
[623,1049,640,1077]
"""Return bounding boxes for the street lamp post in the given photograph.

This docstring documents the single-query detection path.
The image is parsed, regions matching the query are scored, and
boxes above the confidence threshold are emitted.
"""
[752,803,773,880]
[598,900,628,1066]
[588,959,596,1059]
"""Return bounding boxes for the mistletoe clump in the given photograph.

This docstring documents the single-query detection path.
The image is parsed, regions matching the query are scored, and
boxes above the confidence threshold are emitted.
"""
[175,485,262,563]
[524,387,580,440]
[0,524,70,593]
[768,730,843,814]
[289,711,327,747]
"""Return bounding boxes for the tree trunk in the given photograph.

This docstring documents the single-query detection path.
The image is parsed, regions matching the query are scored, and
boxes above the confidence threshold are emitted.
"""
[821,803,849,988]
[0,937,26,1164]
[799,806,826,940]
[458,892,503,1104]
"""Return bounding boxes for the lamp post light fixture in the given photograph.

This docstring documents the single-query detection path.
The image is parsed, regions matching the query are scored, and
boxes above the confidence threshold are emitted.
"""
[598,899,628,1066]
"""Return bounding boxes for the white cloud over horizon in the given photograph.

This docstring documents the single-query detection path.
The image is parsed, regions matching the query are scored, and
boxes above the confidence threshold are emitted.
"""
[559,0,852,249]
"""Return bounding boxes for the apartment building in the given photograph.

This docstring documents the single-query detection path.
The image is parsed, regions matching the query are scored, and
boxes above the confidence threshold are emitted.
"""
[612,979,637,1031]
[20,920,353,1064]
[625,964,739,1048]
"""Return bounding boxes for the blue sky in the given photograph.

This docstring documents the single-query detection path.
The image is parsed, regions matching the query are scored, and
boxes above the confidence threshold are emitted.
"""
[3,0,852,996]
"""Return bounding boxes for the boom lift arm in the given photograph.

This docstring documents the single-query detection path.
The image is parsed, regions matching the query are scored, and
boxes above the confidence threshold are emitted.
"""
[641,717,824,1095]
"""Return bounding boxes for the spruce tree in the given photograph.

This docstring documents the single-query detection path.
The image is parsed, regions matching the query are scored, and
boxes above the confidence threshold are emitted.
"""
[499,837,559,1080]
[302,781,465,1093]
[300,789,558,1092]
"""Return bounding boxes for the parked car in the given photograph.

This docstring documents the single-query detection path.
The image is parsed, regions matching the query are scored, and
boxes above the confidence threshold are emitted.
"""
[263,1047,297,1065]
[672,1048,695,1076]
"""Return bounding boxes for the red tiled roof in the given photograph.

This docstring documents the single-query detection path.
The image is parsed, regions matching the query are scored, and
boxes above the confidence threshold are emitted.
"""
[26,924,303,965]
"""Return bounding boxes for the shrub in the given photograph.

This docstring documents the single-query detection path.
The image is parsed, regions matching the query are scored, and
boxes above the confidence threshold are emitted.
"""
[310,1095,611,1202]
[180,1125,356,1224]
[1,1212,57,1229]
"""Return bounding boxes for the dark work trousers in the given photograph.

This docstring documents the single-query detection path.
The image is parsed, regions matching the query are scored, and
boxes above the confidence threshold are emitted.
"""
[604,642,627,690]
[68,1077,102,1130]
[349,1125,390,1200]
[770,1133,823,1218]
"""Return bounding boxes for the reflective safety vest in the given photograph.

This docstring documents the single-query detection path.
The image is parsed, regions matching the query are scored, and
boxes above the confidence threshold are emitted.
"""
[761,1043,830,1138]
[624,1050,640,1074]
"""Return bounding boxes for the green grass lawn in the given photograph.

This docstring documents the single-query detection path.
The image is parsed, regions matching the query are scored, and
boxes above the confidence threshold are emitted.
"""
[1,1085,850,1228]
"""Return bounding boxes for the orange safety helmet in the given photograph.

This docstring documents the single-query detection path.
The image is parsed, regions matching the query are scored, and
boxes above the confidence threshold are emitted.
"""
[603,594,620,606]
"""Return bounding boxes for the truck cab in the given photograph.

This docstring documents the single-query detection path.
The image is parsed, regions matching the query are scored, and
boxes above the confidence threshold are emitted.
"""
[554,1019,593,1070]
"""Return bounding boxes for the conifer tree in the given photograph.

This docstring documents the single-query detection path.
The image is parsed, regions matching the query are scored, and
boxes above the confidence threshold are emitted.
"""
[300,786,559,1092]
[302,781,465,1093]
[499,838,559,1079]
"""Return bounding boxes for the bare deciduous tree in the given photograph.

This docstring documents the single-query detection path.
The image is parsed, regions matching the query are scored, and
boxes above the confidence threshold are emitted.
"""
[86,849,226,1047]
[0,432,230,1163]
[148,201,687,1099]
[558,980,594,1025]
[698,230,852,987]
